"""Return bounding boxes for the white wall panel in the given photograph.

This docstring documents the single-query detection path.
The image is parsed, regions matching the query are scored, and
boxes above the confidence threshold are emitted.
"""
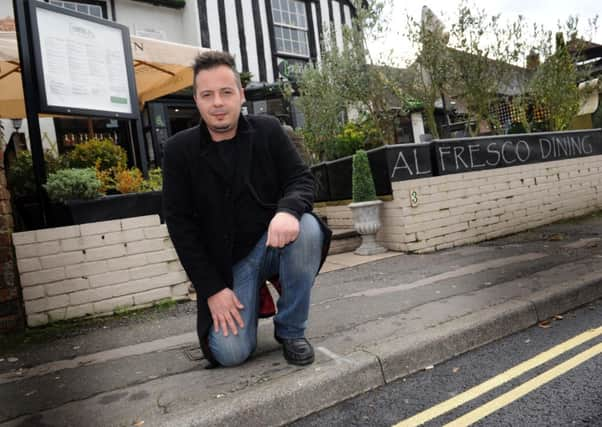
[241,0,259,80]
[206,0,222,51]
[224,0,242,70]
[258,0,274,82]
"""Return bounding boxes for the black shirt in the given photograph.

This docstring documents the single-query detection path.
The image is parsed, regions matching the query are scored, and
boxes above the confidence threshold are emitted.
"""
[212,136,270,265]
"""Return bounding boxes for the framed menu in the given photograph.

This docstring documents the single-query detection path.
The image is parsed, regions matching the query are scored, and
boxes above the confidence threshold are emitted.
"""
[28,1,137,118]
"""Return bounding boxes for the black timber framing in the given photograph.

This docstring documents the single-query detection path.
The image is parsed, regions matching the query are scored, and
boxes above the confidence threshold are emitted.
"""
[197,0,211,48]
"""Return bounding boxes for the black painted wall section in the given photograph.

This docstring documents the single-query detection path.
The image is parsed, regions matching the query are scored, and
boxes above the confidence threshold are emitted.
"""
[434,130,602,175]
[234,0,249,72]
[217,0,229,52]
[251,0,267,81]
[197,0,211,48]
[311,129,602,202]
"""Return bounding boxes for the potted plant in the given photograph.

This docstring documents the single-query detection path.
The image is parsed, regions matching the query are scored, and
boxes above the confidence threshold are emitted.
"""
[62,139,163,224]
[348,150,387,255]
[65,167,163,224]
[44,168,103,226]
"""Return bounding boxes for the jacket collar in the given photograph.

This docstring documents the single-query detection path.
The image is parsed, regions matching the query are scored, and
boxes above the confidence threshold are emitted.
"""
[197,114,255,183]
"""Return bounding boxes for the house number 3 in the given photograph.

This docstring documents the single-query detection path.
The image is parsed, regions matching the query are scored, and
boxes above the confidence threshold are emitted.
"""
[410,190,418,207]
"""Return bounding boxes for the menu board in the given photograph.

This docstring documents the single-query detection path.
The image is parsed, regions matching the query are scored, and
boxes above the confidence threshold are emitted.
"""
[33,5,134,116]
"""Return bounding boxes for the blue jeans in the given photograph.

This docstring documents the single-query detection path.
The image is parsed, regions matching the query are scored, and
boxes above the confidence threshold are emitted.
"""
[208,213,324,367]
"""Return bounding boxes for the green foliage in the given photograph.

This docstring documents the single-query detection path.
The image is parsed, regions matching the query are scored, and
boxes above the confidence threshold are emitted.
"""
[7,151,68,198]
[114,168,144,194]
[402,3,598,136]
[352,150,377,203]
[239,71,253,88]
[326,120,382,160]
[7,152,36,198]
[139,167,163,192]
[529,33,582,131]
[66,138,127,171]
[44,168,102,202]
[298,57,346,162]
[298,1,403,162]
[447,4,529,136]
[404,7,452,139]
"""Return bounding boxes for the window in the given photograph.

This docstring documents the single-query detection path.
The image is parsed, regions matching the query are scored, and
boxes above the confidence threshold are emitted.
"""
[271,0,309,58]
[49,0,104,18]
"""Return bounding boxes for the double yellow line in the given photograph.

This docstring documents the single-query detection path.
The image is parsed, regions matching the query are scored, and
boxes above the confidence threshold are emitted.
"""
[394,326,602,427]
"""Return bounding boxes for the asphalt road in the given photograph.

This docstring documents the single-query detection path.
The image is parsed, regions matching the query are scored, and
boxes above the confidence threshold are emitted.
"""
[292,299,602,427]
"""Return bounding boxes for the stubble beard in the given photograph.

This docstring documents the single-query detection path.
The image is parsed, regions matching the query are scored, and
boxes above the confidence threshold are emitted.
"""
[210,123,234,133]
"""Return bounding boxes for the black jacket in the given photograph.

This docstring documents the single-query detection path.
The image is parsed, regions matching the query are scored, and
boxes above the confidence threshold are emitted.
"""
[162,114,331,349]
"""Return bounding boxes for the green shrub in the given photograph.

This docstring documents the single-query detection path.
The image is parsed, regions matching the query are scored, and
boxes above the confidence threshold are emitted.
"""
[7,152,36,198]
[44,168,102,202]
[66,139,127,171]
[352,150,377,203]
[139,167,163,192]
[329,122,366,160]
[327,120,384,161]
[7,151,68,198]
[114,168,144,194]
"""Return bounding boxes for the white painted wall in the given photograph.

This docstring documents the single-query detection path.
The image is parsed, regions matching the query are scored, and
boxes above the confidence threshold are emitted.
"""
[319,0,330,39]
[311,2,321,61]
[0,118,58,154]
[258,0,274,82]
[115,0,198,45]
[241,0,260,80]
[343,4,352,26]
[411,112,426,143]
[206,0,223,51]
[333,1,343,50]
[224,0,242,71]
[0,2,13,19]
[182,0,202,47]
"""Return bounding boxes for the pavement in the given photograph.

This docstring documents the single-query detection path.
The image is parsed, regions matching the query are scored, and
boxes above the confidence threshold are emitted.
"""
[2,212,602,427]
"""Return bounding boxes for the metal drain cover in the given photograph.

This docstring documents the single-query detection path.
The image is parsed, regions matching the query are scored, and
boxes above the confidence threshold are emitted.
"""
[183,347,204,361]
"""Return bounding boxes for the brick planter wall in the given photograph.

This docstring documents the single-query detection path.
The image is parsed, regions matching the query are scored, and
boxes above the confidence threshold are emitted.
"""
[12,215,190,327]
[317,155,602,253]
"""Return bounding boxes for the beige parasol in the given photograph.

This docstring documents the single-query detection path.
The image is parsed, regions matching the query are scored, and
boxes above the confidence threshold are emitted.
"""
[0,31,207,118]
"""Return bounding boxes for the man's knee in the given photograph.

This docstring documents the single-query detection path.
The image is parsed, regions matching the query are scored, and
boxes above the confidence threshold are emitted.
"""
[297,214,323,245]
[209,334,255,367]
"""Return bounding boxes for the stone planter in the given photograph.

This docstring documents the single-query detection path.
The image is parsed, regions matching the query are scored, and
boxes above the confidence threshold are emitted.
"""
[348,200,387,255]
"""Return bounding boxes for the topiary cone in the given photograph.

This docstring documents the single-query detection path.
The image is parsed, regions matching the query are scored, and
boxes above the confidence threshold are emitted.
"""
[352,149,377,203]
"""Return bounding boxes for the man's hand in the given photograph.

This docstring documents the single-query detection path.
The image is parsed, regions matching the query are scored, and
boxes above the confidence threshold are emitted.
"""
[207,288,244,336]
[266,212,300,248]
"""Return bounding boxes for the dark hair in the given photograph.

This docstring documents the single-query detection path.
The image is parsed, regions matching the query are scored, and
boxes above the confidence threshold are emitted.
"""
[192,51,241,94]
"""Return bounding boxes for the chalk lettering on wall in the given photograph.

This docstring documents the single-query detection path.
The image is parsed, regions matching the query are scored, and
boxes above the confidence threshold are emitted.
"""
[390,148,432,180]
[391,151,413,177]
[434,130,602,175]
[539,135,593,160]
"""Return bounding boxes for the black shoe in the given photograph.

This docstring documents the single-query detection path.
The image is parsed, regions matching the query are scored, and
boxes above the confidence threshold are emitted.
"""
[275,335,315,366]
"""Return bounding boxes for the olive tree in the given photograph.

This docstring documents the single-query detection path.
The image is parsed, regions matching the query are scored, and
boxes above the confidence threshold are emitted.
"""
[447,3,528,136]
[298,0,404,161]
[528,15,599,131]
[404,7,452,139]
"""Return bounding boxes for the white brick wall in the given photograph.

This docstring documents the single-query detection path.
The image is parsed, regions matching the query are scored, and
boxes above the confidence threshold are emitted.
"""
[13,215,192,327]
[319,156,602,254]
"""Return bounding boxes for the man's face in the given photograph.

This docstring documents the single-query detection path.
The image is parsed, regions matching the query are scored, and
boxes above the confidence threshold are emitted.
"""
[193,65,245,141]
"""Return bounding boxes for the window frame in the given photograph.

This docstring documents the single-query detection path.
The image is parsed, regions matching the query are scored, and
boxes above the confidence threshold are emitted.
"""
[45,0,108,19]
[271,0,310,59]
